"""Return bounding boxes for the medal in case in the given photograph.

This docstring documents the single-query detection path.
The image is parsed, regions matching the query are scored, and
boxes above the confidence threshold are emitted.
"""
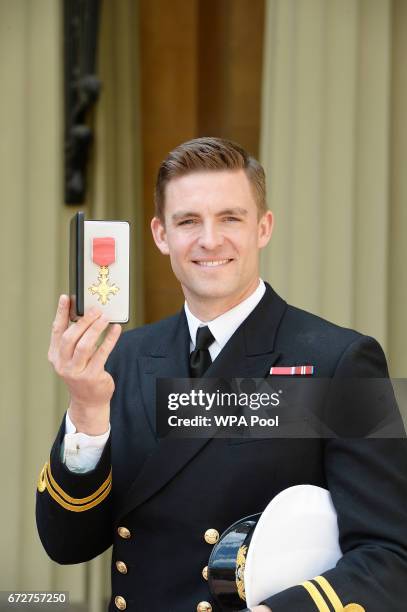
[69,211,130,323]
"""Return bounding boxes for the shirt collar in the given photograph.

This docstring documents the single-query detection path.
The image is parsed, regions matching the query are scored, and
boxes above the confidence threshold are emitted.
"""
[184,279,266,349]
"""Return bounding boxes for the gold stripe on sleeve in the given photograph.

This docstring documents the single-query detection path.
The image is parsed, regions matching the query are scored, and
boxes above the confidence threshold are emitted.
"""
[301,581,331,612]
[44,466,111,512]
[314,576,344,611]
[37,461,112,512]
[46,460,112,504]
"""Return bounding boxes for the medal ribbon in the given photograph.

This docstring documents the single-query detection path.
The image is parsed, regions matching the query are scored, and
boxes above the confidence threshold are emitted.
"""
[92,237,116,267]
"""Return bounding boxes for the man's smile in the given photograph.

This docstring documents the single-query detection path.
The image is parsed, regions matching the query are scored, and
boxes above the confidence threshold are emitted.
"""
[192,258,234,267]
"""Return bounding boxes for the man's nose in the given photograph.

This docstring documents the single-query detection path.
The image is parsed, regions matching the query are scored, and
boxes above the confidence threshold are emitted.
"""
[197,221,224,249]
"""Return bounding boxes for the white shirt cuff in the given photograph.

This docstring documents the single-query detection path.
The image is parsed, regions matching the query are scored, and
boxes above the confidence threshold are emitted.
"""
[62,411,111,473]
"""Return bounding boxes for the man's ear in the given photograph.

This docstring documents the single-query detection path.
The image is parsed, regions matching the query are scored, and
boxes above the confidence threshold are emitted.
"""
[258,210,274,249]
[151,217,170,254]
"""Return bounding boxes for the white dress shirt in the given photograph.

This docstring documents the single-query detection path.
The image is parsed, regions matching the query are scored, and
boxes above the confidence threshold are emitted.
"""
[184,279,266,360]
[63,279,266,473]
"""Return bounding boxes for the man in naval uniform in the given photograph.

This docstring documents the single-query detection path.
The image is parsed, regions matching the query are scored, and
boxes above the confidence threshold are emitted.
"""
[36,137,407,612]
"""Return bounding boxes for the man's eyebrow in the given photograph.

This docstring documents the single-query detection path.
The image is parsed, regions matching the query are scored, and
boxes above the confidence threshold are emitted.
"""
[216,207,248,217]
[171,207,248,221]
[171,211,201,221]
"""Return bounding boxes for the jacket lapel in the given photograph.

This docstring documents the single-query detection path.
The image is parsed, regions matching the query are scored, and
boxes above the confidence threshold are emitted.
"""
[117,283,287,522]
[203,283,286,380]
[138,312,191,436]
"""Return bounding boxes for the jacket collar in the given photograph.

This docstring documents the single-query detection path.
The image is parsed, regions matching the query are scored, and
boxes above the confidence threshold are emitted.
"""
[145,282,286,359]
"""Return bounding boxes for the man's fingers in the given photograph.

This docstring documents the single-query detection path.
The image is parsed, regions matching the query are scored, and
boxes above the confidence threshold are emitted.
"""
[88,324,122,372]
[48,295,70,361]
[70,315,111,370]
[59,306,103,361]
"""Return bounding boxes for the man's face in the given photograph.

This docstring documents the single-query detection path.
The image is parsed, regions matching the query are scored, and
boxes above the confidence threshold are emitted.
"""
[151,169,273,312]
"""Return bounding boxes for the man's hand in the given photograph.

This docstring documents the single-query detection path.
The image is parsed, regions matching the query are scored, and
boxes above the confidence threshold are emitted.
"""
[48,294,122,434]
[249,606,272,612]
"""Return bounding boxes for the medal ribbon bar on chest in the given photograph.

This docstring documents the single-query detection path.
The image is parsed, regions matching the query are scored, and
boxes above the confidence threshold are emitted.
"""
[269,365,314,375]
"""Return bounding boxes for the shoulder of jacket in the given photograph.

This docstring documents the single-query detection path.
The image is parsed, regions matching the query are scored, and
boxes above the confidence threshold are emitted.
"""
[283,303,364,344]
[275,304,387,377]
[277,304,383,373]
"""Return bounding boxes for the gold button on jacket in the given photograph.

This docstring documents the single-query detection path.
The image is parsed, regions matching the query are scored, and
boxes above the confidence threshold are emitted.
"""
[114,595,127,610]
[202,566,208,580]
[117,526,131,539]
[344,605,365,612]
[115,560,128,574]
[204,528,219,544]
[197,601,212,612]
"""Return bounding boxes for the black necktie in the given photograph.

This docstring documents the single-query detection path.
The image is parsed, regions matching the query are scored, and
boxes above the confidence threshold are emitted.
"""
[190,326,215,378]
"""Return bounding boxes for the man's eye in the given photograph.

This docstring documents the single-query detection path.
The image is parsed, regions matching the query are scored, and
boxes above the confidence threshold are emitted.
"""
[223,217,240,222]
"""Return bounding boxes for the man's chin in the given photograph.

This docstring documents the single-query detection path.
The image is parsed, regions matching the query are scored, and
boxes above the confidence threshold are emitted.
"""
[184,281,238,302]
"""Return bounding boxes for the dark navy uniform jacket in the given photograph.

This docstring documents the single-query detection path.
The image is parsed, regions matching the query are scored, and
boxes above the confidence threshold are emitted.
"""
[36,284,407,611]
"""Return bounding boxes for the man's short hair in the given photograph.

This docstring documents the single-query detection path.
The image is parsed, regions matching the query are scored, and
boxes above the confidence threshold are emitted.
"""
[154,137,267,221]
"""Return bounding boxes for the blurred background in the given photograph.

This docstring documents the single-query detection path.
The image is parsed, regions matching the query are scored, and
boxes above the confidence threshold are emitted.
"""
[1,0,406,610]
